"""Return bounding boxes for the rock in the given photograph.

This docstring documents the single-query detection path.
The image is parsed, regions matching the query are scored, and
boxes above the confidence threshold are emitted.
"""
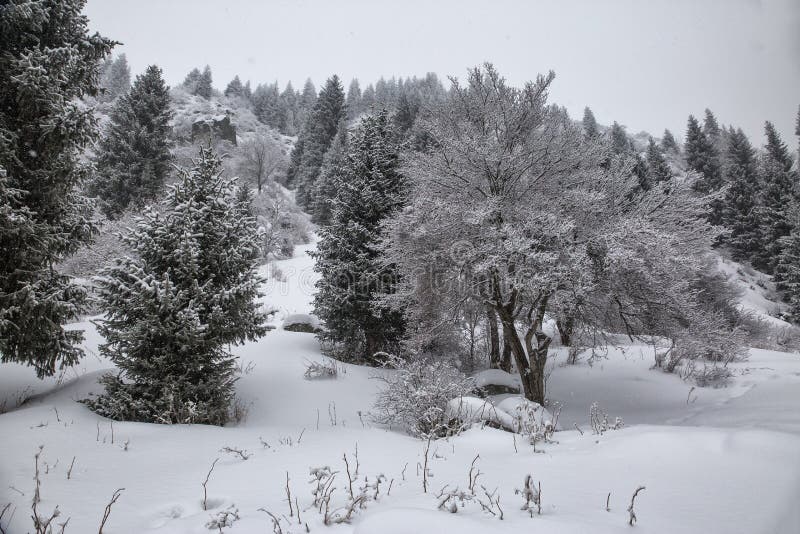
[472,368,521,397]
[191,113,237,145]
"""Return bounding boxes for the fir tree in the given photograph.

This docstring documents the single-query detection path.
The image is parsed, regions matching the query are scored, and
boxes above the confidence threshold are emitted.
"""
[224,75,245,98]
[312,122,348,225]
[292,75,346,209]
[183,67,202,94]
[196,65,213,99]
[100,54,131,101]
[346,78,362,120]
[661,129,679,153]
[85,148,268,424]
[776,205,800,323]
[394,91,420,134]
[312,111,406,361]
[721,127,762,262]
[609,121,630,154]
[297,78,317,129]
[703,108,721,141]
[252,82,283,130]
[91,65,172,218]
[685,114,724,223]
[645,137,672,186]
[361,84,376,111]
[280,81,299,134]
[582,107,599,138]
[0,0,115,377]
[757,122,798,274]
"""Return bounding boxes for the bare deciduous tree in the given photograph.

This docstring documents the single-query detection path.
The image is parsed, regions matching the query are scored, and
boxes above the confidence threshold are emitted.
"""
[240,134,286,194]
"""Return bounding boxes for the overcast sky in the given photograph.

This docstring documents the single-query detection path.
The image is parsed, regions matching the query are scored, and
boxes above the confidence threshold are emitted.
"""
[84,0,799,144]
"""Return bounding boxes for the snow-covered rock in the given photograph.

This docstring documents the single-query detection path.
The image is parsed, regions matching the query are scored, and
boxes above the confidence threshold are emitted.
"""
[472,368,521,396]
[282,313,322,333]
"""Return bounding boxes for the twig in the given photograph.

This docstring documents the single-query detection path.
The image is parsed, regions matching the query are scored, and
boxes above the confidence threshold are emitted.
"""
[285,472,293,517]
[202,458,219,510]
[627,486,645,526]
[66,457,76,480]
[98,488,124,534]
[606,491,611,511]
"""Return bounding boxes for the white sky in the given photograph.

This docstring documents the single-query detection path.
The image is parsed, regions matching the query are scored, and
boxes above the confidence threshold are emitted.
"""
[84,0,799,144]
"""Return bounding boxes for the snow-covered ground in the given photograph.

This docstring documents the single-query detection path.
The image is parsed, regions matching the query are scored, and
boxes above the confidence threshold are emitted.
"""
[1,239,799,533]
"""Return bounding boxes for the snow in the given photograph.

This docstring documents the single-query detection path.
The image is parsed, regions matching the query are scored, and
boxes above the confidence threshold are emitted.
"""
[281,313,321,330]
[1,237,800,533]
[472,368,520,390]
[716,255,790,326]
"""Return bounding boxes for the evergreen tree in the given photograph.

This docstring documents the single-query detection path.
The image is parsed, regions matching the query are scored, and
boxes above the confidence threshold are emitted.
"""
[661,129,679,153]
[703,108,721,141]
[280,81,299,134]
[685,114,724,223]
[0,0,114,377]
[645,137,672,186]
[224,75,245,98]
[183,67,202,94]
[292,75,346,209]
[361,84,376,111]
[582,107,599,138]
[91,65,172,218]
[297,78,317,129]
[252,82,283,130]
[84,148,268,424]
[196,65,213,99]
[394,91,420,134]
[346,78,362,120]
[776,205,800,323]
[757,122,798,274]
[609,121,630,154]
[312,111,406,361]
[100,53,131,101]
[721,127,762,261]
[312,121,348,225]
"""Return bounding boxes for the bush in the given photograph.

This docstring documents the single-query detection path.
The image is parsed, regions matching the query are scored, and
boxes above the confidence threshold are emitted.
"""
[371,355,474,437]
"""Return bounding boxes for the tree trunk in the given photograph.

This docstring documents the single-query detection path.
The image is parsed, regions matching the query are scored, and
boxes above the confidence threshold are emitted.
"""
[486,305,501,369]
[500,338,512,373]
[556,316,574,347]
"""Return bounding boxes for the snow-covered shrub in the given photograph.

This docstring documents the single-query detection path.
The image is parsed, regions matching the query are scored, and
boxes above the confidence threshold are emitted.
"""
[251,181,310,259]
[372,355,475,437]
[589,402,623,434]
[283,313,322,333]
[304,358,339,380]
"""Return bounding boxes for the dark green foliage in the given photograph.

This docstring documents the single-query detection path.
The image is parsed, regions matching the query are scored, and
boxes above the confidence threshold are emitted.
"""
[721,128,763,262]
[645,137,672,186]
[685,114,724,224]
[84,148,268,424]
[582,107,599,138]
[290,75,346,209]
[90,65,172,218]
[776,205,800,323]
[0,0,114,377]
[312,111,406,361]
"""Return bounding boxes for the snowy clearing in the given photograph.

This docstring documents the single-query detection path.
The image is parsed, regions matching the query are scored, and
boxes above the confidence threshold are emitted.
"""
[1,239,799,534]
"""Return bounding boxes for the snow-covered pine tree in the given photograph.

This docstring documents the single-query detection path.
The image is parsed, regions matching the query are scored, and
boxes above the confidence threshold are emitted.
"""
[645,137,673,186]
[224,75,245,98]
[312,110,406,362]
[582,107,599,138]
[91,65,172,218]
[85,147,268,424]
[777,205,800,323]
[346,78,362,121]
[280,82,299,135]
[720,127,763,262]
[311,121,348,225]
[661,129,680,154]
[755,122,798,274]
[196,65,214,99]
[0,0,114,378]
[609,121,630,154]
[292,75,346,209]
[686,114,724,223]
[703,108,722,144]
[183,67,202,94]
[99,54,131,102]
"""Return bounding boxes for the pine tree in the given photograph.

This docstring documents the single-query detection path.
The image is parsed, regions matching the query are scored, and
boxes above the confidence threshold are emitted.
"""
[91,65,172,218]
[312,122,348,225]
[292,75,346,209]
[661,129,679,153]
[721,127,763,262]
[582,107,599,138]
[183,67,202,94]
[100,54,131,101]
[609,121,630,154]
[645,137,672,186]
[346,78,362,120]
[297,78,317,129]
[224,75,245,98]
[280,81,299,134]
[361,84,376,111]
[394,91,420,134]
[756,122,798,274]
[84,148,268,424]
[685,114,724,223]
[0,0,115,377]
[312,111,406,361]
[196,65,213,99]
[703,108,721,141]
[776,203,800,323]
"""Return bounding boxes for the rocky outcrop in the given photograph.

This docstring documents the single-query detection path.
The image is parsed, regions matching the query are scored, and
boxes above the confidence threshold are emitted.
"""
[191,113,237,145]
